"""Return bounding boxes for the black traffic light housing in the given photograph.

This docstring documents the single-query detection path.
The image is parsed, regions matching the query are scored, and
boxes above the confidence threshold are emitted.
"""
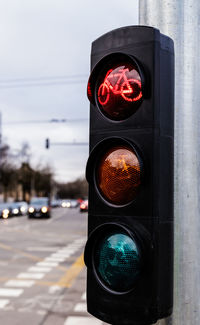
[84,26,174,325]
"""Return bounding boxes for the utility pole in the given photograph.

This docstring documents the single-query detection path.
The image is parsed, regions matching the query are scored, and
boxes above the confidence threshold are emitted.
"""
[0,112,2,147]
[139,1,200,325]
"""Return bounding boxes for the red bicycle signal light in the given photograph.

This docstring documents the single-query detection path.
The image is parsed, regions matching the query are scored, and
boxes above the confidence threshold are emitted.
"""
[98,66,142,105]
[87,54,145,121]
[96,145,142,206]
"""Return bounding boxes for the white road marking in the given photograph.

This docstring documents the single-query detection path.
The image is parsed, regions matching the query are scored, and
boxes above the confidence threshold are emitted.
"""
[37,310,46,315]
[28,266,52,273]
[26,247,59,252]
[50,253,70,258]
[45,257,66,262]
[17,273,45,279]
[63,245,81,249]
[5,280,35,288]
[36,261,59,267]
[0,288,24,297]
[55,252,71,256]
[73,303,87,312]
[64,317,103,325]
[48,285,62,294]
[58,249,73,254]
[81,292,86,300]
[0,299,9,308]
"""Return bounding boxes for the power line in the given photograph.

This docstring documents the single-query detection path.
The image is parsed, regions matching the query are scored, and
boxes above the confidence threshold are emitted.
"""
[0,73,88,89]
[0,80,86,89]
[4,118,89,125]
[0,74,88,83]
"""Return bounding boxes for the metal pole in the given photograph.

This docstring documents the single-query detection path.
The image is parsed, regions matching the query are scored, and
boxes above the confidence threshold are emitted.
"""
[139,1,200,324]
[0,112,2,148]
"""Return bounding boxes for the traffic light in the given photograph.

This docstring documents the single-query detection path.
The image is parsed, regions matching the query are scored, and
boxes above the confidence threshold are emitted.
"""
[45,138,49,149]
[84,26,174,325]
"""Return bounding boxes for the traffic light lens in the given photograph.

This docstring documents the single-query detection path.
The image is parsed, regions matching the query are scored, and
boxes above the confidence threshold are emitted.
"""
[96,63,142,120]
[97,146,141,205]
[95,233,141,292]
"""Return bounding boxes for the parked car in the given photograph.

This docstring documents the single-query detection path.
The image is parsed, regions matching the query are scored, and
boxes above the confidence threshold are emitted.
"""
[0,203,11,219]
[9,201,28,216]
[80,200,88,212]
[28,197,51,218]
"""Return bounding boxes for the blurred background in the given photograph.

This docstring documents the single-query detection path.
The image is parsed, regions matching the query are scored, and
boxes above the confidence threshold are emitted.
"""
[0,0,138,189]
[0,1,139,324]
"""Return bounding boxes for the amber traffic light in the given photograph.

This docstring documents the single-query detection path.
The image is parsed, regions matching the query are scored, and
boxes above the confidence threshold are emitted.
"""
[96,145,142,205]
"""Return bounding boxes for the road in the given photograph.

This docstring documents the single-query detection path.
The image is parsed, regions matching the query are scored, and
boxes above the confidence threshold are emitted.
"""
[0,207,104,325]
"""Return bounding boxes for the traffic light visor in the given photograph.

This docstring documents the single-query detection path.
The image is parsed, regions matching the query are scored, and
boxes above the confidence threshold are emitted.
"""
[94,232,141,292]
[96,146,142,206]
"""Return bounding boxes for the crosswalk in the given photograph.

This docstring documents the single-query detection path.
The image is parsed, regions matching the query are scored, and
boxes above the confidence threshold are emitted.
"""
[0,235,105,324]
[64,291,103,325]
[0,237,86,312]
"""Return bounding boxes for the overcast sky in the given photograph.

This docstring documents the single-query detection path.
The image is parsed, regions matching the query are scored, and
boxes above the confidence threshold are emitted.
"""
[0,0,139,183]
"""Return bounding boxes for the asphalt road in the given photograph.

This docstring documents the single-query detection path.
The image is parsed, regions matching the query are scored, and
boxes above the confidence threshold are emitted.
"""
[0,207,104,325]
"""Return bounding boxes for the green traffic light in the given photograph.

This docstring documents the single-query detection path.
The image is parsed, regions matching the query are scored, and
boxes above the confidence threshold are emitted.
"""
[95,232,141,292]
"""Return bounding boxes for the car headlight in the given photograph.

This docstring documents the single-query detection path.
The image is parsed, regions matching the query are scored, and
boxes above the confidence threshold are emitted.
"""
[20,206,26,212]
[61,202,67,208]
[13,208,19,214]
[41,206,48,213]
[29,207,34,213]
[66,202,71,208]
[2,209,9,219]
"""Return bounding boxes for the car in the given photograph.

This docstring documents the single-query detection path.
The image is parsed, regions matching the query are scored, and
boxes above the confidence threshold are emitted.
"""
[61,199,79,208]
[80,200,88,212]
[50,199,61,208]
[70,199,79,208]
[18,201,29,215]
[61,199,71,208]
[0,203,11,219]
[9,201,28,216]
[28,197,51,218]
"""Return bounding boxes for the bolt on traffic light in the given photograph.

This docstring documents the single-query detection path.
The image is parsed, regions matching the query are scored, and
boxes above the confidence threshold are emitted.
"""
[84,26,174,325]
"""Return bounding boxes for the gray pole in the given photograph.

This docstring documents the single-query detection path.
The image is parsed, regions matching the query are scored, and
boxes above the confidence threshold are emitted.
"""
[0,112,2,147]
[139,1,200,324]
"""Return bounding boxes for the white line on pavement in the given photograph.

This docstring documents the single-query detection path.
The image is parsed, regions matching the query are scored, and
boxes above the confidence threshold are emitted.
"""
[45,257,66,262]
[0,299,9,308]
[17,273,45,280]
[50,253,70,258]
[0,288,24,297]
[73,303,87,312]
[36,261,59,267]
[28,266,52,273]
[5,280,35,288]
[26,247,59,252]
[48,285,62,294]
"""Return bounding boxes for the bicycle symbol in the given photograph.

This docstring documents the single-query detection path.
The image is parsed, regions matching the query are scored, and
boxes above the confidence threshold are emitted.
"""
[97,67,142,106]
